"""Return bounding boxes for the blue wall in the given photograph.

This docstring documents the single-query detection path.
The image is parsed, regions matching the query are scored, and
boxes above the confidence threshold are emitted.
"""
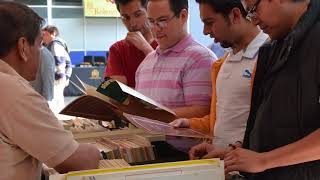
[70,51,109,66]
[189,0,212,46]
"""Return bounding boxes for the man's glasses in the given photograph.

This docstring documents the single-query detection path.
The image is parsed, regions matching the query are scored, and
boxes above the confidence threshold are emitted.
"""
[246,0,261,22]
[148,14,177,28]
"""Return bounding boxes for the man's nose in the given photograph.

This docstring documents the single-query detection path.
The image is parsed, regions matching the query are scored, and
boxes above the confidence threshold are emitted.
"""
[128,20,138,31]
[151,23,162,33]
[203,26,211,36]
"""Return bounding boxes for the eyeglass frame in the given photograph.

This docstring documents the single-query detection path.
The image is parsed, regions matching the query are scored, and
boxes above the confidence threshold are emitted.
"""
[246,0,261,22]
[148,13,179,28]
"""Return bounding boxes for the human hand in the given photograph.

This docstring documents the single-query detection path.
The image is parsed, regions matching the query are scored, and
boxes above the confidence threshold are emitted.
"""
[189,143,228,160]
[224,148,269,174]
[125,31,153,55]
[169,118,190,128]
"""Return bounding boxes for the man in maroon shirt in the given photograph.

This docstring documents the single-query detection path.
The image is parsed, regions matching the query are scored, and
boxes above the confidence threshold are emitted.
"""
[105,0,157,88]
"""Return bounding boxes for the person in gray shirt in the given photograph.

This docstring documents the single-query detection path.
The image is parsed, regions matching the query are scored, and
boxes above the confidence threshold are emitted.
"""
[31,46,55,102]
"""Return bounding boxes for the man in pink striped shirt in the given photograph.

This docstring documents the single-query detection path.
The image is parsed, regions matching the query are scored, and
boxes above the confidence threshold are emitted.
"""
[136,0,217,119]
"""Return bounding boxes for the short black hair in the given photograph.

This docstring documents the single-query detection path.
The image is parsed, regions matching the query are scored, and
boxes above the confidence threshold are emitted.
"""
[43,25,60,36]
[168,0,188,16]
[115,0,148,12]
[0,2,43,58]
[147,0,189,17]
[195,0,247,19]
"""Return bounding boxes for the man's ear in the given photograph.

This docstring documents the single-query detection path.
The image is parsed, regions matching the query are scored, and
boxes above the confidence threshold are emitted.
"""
[17,37,29,62]
[180,9,189,24]
[230,8,242,24]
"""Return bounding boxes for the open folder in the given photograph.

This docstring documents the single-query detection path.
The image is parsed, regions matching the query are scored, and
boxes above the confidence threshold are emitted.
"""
[60,78,210,139]
[50,159,224,180]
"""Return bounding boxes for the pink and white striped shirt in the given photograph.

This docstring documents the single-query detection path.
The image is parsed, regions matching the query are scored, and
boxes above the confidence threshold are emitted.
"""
[135,35,217,108]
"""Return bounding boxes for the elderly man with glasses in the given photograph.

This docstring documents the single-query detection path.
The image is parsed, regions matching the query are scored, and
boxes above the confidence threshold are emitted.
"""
[221,0,320,179]
[135,0,217,120]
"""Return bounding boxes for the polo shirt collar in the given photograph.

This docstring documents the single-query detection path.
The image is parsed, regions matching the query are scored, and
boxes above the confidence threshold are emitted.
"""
[0,59,21,77]
[156,34,193,55]
[228,31,269,62]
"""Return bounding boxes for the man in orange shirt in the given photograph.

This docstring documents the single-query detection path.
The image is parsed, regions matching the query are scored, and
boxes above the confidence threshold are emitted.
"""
[170,0,268,155]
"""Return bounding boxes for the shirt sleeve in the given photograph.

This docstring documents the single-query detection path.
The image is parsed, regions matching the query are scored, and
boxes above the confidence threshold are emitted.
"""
[189,115,211,135]
[105,44,124,77]
[182,54,214,106]
[51,43,72,79]
[0,81,78,168]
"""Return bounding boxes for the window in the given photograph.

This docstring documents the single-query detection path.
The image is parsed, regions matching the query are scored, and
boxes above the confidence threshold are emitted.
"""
[31,7,48,18]
[52,8,83,18]
[14,0,47,5]
[53,0,82,6]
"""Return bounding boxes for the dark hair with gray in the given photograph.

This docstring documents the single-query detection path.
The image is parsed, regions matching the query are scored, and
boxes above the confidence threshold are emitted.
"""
[0,2,44,58]
[43,25,60,36]
[115,0,148,12]
[195,0,247,19]
[147,0,188,17]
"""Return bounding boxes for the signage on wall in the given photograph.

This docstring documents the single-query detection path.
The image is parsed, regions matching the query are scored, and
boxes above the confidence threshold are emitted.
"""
[84,0,120,17]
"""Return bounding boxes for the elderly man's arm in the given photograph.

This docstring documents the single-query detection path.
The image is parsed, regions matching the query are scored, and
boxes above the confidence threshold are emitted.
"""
[54,143,100,173]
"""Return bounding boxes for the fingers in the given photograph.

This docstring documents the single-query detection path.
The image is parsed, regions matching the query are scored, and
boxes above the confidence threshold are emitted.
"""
[202,150,221,159]
[127,31,142,37]
[126,32,146,47]
[188,143,214,160]
[202,148,226,159]
[169,120,180,128]
[169,119,183,128]
[125,32,136,41]
[225,164,241,174]
[224,156,246,174]
[144,21,152,32]
[224,156,236,167]
[169,118,189,128]
[224,153,233,162]
[189,143,205,160]
[224,152,240,174]
[224,148,251,173]
[189,145,200,160]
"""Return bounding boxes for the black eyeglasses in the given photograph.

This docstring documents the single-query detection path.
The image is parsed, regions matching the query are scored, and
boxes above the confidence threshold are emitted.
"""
[148,14,177,28]
[246,0,261,21]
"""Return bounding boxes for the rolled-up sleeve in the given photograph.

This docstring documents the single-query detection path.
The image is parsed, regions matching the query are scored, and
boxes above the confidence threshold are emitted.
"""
[1,82,78,168]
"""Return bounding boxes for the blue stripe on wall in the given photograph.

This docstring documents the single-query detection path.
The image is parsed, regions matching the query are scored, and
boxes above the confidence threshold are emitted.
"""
[69,51,109,66]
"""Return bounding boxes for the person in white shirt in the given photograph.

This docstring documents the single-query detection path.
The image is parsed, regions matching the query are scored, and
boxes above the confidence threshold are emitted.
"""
[170,0,268,158]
